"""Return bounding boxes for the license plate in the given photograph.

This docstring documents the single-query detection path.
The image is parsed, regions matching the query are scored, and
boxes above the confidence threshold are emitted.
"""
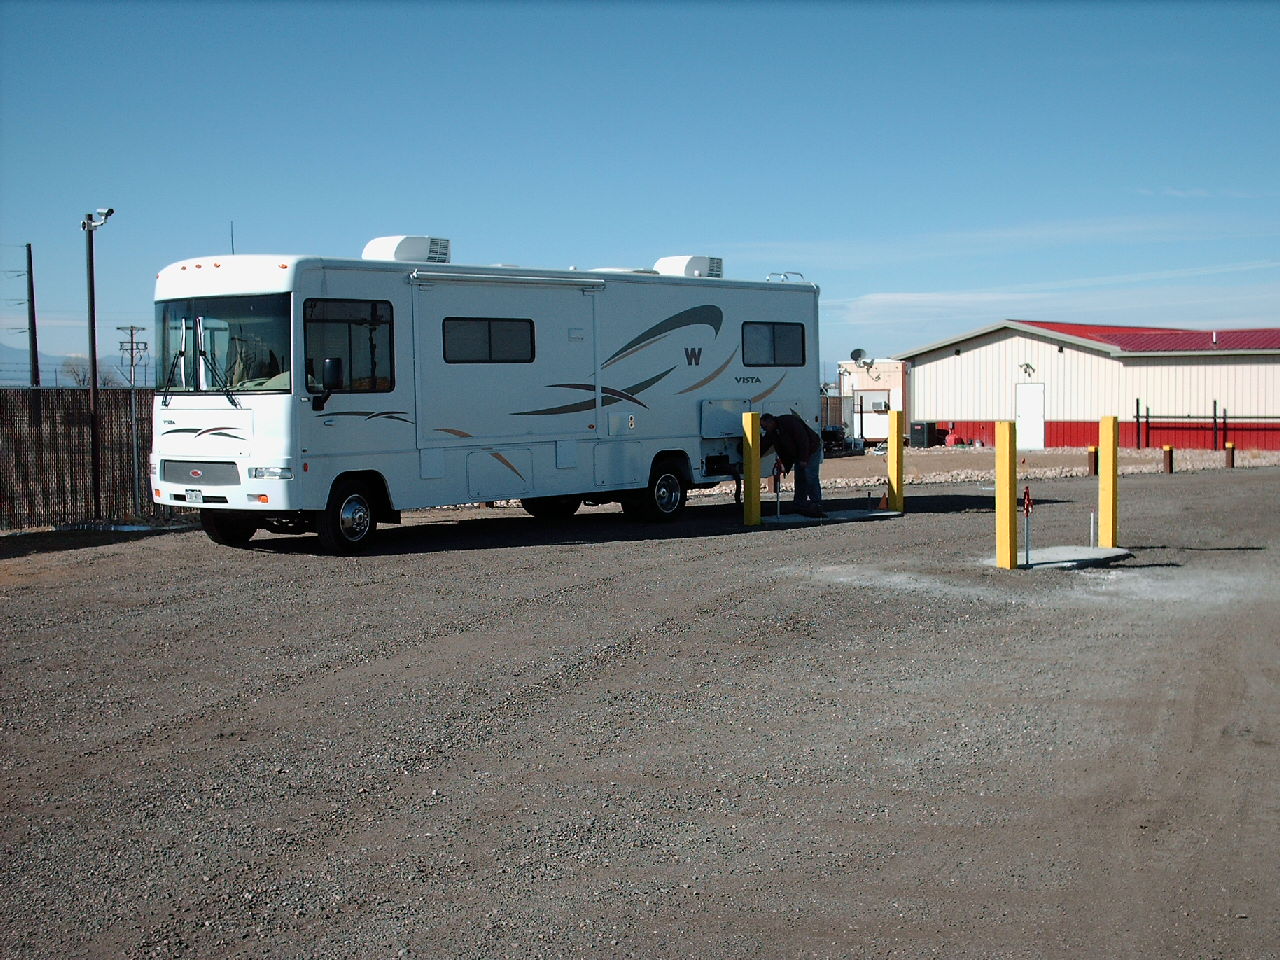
[186,488,203,504]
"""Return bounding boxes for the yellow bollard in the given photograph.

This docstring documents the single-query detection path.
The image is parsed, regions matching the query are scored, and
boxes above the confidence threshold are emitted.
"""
[742,411,761,526]
[1098,416,1118,548]
[887,410,905,512]
[996,421,1018,569]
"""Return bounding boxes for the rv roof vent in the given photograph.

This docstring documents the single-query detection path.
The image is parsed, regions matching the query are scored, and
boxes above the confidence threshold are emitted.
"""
[362,235,451,263]
[653,255,723,279]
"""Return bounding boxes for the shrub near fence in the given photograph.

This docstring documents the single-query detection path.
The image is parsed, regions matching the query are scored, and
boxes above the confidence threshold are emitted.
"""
[0,388,162,530]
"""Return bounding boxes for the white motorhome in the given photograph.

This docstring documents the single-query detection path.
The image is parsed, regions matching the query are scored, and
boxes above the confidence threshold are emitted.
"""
[151,236,820,551]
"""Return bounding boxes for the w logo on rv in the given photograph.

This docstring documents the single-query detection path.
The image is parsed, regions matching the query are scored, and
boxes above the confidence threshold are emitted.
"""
[684,347,703,366]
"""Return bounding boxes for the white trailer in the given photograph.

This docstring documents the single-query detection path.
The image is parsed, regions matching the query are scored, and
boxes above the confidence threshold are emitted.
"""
[151,236,820,551]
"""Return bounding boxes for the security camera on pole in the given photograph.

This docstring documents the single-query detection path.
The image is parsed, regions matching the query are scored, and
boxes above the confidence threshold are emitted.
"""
[82,207,114,521]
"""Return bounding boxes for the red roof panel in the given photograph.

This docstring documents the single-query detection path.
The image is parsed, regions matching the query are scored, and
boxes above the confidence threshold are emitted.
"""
[1017,321,1280,352]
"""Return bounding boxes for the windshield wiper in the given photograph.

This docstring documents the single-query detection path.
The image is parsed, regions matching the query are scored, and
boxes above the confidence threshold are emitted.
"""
[196,317,241,408]
[199,351,241,408]
[160,317,186,408]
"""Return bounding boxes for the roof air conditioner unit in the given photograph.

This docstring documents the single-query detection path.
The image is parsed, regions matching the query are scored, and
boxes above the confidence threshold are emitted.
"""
[652,255,723,278]
[362,235,451,263]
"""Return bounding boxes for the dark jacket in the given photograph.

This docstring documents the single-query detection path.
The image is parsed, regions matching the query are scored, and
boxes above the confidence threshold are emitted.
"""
[762,414,820,470]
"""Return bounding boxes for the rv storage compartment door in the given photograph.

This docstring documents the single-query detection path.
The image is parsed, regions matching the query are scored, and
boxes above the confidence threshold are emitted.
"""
[700,399,750,439]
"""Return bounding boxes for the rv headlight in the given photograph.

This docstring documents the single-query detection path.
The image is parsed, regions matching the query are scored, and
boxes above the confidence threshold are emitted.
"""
[248,466,294,480]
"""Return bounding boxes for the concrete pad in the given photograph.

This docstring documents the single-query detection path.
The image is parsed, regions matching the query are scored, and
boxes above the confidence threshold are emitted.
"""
[982,545,1133,570]
[763,508,903,526]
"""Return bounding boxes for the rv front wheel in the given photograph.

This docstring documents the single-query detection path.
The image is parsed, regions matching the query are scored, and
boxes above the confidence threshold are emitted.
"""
[200,509,256,547]
[317,480,378,553]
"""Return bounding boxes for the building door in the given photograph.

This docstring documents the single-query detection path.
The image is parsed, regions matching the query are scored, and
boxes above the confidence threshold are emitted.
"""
[1016,382,1046,450]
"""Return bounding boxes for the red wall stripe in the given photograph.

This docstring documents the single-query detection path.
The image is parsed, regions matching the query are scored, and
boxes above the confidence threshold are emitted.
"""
[925,420,1280,450]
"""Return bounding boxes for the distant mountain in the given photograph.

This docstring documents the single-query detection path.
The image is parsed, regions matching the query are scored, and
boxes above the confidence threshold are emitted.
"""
[0,342,151,387]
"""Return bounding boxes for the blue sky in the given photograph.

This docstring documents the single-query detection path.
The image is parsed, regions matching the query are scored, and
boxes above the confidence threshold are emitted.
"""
[2,0,1277,385]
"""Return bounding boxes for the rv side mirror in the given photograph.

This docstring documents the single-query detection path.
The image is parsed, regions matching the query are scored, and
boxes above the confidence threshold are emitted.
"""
[311,357,344,411]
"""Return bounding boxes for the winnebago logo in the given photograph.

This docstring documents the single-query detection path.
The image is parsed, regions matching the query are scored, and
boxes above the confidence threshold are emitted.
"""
[507,303,788,414]
[161,426,247,441]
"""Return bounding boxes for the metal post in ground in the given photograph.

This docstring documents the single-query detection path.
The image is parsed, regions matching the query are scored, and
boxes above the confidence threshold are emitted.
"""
[1098,416,1119,549]
[995,421,1018,569]
[1087,445,1098,476]
[742,412,761,526]
[1163,445,1174,474]
[1023,485,1033,568]
[81,208,114,521]
[1226,442,1235,468]
[887,410,904,512]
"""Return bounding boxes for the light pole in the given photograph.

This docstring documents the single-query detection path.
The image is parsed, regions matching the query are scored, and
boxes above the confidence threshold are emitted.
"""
[82,207,114,520]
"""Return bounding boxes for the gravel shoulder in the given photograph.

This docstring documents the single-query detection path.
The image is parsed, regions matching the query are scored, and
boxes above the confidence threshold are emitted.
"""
[2,467,1278,959]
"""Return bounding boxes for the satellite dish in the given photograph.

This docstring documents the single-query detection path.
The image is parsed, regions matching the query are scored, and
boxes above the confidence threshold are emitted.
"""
[850,348,866,362]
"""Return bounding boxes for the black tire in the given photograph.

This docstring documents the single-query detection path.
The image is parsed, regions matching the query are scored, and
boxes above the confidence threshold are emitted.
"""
[623,459,688,522]
[520,495,582,520]
[316,479,378,553]
[200,509,256,547]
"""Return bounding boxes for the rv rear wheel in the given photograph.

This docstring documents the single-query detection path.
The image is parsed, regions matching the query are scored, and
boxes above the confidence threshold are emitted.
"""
[520,495,582,520]
[316,479,378,553]
[623,460,688,522]
[200,509,256,547]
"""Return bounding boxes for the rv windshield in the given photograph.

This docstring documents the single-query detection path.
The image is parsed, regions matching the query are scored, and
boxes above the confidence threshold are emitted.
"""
[156,294,292,393]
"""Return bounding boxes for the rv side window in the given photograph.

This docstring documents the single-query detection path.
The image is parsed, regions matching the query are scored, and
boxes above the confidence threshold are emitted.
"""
[304,299,394,392]
[742,322,805,367]
[443,318,535,363]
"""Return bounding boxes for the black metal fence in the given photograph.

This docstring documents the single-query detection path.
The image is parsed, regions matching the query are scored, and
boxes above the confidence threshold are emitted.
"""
[1133,398,1280,451]
[0,388,164,530]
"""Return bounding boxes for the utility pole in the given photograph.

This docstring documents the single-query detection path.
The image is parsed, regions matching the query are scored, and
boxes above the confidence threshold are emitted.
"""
[82,207,115,521]
[118,325,148,513]
[25,243,39,386]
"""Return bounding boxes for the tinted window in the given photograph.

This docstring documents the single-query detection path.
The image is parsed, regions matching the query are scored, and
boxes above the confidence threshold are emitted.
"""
[743,322,806,367]
[304,299,394,392]
[443,318,534,363]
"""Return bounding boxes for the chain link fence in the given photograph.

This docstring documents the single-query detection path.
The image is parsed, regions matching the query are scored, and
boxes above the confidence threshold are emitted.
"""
[0,388,169,530]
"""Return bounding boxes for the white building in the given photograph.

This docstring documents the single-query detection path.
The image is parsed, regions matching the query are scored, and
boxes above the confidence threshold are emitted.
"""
[897,321,1280,450]
[836,358,907,441]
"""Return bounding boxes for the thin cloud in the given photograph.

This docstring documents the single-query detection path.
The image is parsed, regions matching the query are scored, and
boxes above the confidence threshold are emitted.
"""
[1137,187,1279,200]
[821,276,1280,360]
[718,214,1204,271]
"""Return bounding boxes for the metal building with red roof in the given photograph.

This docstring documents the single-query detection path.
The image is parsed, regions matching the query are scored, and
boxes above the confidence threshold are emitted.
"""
[896,321,1280,450]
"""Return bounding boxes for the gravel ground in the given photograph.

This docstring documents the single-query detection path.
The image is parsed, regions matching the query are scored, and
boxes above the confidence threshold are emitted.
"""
[1,464,1278,959]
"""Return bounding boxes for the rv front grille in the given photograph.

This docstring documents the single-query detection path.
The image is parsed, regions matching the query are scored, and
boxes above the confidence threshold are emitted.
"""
[162,460,241,486]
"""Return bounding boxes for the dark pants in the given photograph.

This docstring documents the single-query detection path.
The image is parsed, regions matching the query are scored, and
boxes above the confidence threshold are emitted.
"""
[793,447,823,511]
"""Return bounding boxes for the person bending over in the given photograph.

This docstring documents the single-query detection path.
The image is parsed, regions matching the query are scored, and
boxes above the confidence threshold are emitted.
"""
[760,412,825,518]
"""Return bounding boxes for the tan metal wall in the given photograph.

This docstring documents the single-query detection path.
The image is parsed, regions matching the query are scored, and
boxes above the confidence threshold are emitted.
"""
[908,329,1279,420]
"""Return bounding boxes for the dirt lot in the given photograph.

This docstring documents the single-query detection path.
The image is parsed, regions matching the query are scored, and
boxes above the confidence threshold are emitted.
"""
[2,464,1278,959]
